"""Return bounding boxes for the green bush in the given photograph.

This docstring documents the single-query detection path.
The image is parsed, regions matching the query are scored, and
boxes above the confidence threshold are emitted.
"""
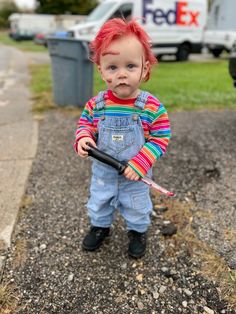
[0,16,6,28]
[0,1,18,29]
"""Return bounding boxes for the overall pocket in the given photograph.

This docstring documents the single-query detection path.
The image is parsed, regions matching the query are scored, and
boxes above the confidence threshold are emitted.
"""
[98,126,135,155]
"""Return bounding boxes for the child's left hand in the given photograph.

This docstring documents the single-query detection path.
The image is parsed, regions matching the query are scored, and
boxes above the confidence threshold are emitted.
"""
[124,166,140,181]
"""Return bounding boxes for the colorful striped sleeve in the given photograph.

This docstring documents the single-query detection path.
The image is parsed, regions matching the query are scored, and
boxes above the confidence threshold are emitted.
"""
[74,98,97,153]
[128,97,171,177]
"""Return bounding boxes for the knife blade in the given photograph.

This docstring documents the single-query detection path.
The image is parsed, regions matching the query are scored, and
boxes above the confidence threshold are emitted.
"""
[87,145,175,197]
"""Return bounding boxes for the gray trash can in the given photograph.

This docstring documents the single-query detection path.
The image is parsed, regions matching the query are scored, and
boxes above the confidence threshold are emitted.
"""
[47,37,93,107]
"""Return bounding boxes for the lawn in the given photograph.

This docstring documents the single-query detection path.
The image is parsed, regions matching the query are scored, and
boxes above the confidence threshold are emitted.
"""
[94,60,236,111]
[146,60,236,111]
[0,31,47,52]
[29,58,236,112]
[30,64,55,112]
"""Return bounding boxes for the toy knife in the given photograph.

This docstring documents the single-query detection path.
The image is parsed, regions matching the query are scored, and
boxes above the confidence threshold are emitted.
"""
[87,145,175,197]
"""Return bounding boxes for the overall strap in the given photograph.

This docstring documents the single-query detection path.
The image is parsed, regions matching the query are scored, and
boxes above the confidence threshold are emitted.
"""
[134,91,150,110]
[95,91,106,110]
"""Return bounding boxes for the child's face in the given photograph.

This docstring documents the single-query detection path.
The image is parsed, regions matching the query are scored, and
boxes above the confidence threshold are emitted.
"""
[98,35,149,99]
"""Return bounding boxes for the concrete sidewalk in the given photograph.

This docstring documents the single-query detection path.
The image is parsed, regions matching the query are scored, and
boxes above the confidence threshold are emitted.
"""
[0,45,38,269]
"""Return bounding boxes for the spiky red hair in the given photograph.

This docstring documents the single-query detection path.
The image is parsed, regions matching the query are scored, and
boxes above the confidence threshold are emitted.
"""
[90,18,157,81]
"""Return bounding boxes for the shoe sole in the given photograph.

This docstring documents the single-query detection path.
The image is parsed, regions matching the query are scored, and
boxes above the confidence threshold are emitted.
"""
[82,242,103,251]
[128,250,146,259]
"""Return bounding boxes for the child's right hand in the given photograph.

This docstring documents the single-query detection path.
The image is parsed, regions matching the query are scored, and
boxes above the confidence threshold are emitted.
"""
[77,137,97,158]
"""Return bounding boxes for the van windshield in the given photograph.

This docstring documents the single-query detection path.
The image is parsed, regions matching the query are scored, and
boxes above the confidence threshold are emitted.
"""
[87,2,117,22]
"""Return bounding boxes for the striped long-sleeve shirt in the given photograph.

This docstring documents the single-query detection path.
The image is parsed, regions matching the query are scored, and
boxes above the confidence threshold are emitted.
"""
[74,90,171,177]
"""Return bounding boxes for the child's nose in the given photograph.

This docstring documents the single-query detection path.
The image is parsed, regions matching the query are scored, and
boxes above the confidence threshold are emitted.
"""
[117,68,127,78]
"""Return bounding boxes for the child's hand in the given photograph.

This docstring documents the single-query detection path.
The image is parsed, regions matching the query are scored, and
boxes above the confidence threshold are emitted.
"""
[124,166,140,181]
[77,137,97,158]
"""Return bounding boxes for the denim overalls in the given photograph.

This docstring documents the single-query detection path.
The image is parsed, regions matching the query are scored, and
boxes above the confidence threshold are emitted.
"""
[87,91,153,233]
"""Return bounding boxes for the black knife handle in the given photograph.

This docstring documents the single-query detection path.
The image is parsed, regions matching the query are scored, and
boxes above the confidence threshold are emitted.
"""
[87,145,126,174]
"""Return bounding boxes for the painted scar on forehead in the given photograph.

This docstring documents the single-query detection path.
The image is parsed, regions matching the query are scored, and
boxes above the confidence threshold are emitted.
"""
[102,51,120,57]
[106,78,112,83]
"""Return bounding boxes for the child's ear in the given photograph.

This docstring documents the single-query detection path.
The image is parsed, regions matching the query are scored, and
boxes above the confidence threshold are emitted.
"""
[97,65,105,81]
[142,61,150,80]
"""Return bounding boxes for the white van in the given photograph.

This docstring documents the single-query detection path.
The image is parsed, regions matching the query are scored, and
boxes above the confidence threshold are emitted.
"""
[68,0,207,61]
[204,0,236,58]
[9,13,56,40]
[8,13,85,41]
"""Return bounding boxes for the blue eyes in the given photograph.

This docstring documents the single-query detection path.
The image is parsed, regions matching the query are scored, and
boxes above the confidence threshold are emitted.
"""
[127,64,135,69]
[108,64,137,70]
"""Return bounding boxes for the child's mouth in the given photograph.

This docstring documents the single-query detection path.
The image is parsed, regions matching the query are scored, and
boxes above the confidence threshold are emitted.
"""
[117,83,128,87]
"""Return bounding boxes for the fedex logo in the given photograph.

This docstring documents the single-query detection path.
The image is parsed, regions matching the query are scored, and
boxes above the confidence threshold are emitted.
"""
[143,0,200,27]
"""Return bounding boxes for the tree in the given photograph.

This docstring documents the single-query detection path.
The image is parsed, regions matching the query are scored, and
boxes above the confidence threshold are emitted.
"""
[0,1,18,29]
[36,0,98,15]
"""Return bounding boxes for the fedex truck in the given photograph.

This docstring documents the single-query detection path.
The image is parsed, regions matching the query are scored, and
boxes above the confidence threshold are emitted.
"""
[68,0,207,61]
[204,0,236,58]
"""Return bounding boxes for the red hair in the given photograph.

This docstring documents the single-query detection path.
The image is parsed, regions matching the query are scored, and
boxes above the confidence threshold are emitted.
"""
[90,18,157,81]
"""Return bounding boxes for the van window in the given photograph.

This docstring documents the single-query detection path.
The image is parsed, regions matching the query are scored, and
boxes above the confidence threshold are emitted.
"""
[87,2,117,22]
[110,3,133,20]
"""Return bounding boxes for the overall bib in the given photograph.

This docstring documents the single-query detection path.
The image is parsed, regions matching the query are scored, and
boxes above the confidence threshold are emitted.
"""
[87,91,153,233]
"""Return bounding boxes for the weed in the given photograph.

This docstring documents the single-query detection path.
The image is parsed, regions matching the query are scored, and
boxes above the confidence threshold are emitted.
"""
[12,239,27,270]
[223,228,236,243]
[19,195,33,209]
[154,198,236,310]
[0,283,18,313]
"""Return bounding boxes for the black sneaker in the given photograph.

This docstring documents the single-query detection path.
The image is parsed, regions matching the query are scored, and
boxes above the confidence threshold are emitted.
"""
[128,230,147,258]
[82,226,110,251]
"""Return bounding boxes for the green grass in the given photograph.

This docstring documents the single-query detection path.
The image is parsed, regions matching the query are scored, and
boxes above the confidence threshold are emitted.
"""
[146,61,236,111]
[0,31,47,52]
[94,60,236,112]
[30,64,52,95]
[30,64,55,112]
[29,59,236,113]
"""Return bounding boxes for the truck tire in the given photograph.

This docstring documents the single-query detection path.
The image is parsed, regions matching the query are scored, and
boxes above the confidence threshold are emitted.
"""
[176,44,190,61]
[211,48,223,58]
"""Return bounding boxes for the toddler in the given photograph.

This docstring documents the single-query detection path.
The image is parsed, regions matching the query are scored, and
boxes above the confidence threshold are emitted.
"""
[74,18,171,258]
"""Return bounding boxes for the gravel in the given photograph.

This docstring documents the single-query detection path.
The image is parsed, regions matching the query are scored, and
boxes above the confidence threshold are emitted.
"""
[157,110,236,269]
[1,109,236,313]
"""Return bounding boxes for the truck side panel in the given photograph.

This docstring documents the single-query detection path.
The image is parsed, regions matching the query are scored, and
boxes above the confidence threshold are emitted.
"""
[139,0,206,56]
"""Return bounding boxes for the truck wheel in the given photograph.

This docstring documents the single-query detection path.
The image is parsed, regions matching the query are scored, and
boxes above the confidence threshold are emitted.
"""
[211,48,223,58]
[176,44,190,61]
